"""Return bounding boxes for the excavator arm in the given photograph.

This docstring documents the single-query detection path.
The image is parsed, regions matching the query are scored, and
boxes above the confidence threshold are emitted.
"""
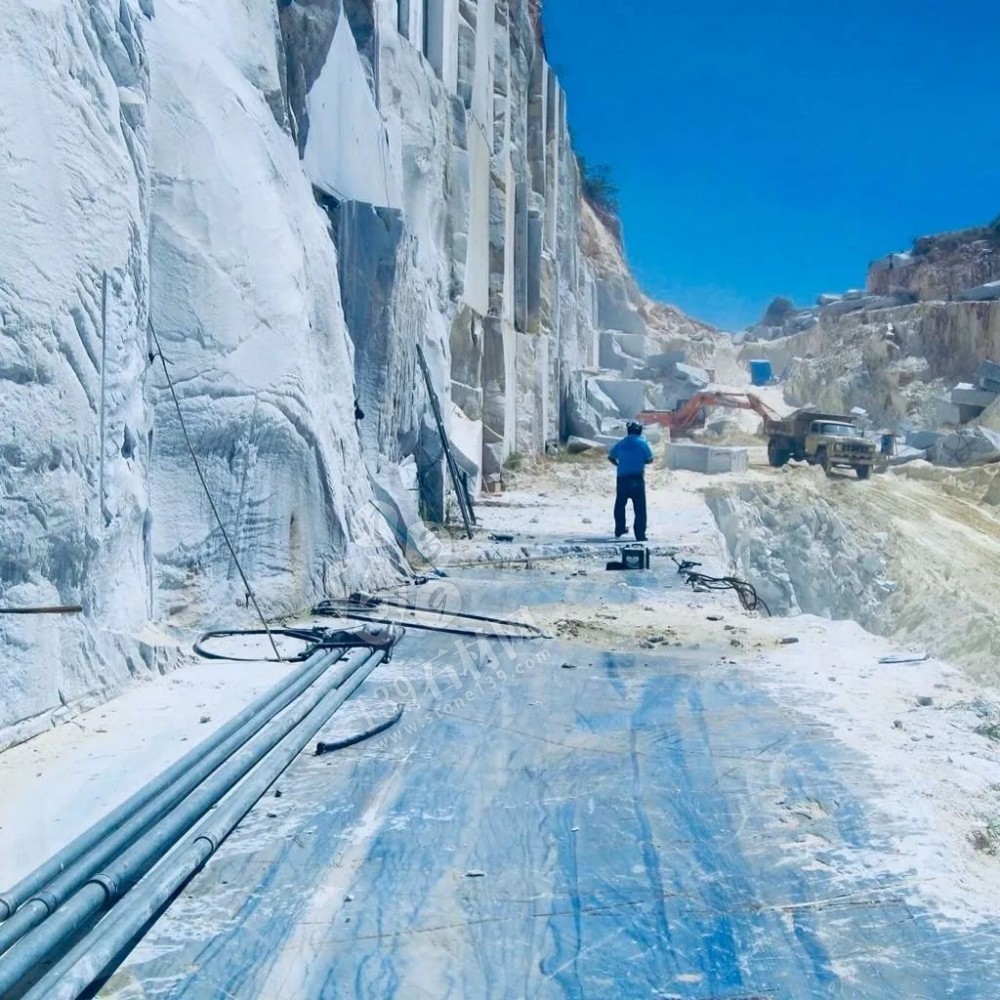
[638,392,780,432]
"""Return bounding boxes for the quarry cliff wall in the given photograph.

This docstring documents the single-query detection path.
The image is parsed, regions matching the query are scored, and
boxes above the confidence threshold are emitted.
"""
[742,224,1000,429]
[0,0,706,746]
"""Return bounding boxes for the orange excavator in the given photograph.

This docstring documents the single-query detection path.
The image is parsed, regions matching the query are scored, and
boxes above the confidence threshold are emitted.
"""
[637,392,780,434]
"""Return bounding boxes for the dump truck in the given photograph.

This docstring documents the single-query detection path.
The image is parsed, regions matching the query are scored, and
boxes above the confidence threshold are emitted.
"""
[764,408,876,479]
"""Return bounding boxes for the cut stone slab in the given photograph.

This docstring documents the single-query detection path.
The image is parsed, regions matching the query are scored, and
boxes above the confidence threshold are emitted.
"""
[566,436,605,454]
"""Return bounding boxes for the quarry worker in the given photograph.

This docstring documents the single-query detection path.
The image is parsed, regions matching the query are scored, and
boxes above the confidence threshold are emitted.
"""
[608,421,653,542]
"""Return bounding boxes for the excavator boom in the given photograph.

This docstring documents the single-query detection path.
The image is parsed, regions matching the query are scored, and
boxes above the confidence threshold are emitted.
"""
[638,392,779,432]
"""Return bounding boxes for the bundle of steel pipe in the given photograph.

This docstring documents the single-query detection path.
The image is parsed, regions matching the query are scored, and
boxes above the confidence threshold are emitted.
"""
[0,646,346,924]
[0,636,396,998]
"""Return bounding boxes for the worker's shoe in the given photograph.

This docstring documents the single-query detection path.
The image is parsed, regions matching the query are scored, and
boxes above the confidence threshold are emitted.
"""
[614,529,627,538]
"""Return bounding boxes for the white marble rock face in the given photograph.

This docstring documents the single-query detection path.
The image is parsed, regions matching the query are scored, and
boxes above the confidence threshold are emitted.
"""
[0,0,720,745]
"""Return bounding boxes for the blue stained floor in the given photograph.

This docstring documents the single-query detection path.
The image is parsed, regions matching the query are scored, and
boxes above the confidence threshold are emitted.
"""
[100,575,1000,999]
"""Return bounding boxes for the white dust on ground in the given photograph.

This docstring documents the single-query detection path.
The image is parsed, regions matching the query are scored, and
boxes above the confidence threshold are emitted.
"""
[1,451,1000,929]
[467,453,1000,924]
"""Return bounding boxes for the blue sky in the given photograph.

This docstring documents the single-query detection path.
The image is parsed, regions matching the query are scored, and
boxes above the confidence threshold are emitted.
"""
[542,1,1000,330]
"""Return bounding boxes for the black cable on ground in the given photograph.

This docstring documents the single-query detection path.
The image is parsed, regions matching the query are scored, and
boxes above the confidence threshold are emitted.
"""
[151,323,283,662]
[313,596,546,640]
[313,607,542,640]
[193,625,404,662]
[315,704,405,755]
[351,593,546,630]
[672,557,771,616]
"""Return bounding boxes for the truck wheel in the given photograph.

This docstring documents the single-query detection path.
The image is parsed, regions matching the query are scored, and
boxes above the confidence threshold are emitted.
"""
[855,464,872,480]
[817,448,831,475]
[767,439,789,468]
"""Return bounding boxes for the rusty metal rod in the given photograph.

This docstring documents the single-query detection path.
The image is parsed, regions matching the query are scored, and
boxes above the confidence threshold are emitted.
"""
[0,606,83,615]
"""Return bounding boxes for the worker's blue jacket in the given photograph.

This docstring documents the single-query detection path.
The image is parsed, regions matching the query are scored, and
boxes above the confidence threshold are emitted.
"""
[609,435,653,477]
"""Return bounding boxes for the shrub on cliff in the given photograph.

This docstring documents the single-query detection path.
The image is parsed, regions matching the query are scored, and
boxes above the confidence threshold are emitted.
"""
[578,156,620,217]
[578,155,623,244]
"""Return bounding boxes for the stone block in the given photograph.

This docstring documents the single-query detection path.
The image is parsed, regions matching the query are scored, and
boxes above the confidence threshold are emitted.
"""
[936,396,962,427]
[958,404,986,425]
[596,276,647,336]
[889,445,928,465]
[451,381,484,420]
[449,401,482,493]
[644,350,686,374]
[675,363,711,388]
[594,379,649,419]
[565,372,602,439]
[586,380,621,418]
[951,386,998,409]
[598,331,647,372]
[957,281,1000,302]
[665,443,749,474]
[904,430,942,450]
[706,446,750,475]
[368,455,423,554]
[932,426,1000,466]
[302,19,402,208]
[976,359,1000,392]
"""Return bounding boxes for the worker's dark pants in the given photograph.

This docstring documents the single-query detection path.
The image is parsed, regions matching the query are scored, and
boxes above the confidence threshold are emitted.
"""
[614,474,647,540]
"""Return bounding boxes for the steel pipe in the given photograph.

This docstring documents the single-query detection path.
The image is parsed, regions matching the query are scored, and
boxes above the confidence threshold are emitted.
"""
[0,647,342,924]
[23,647,387,1000]
[0,648,348,956]
[0,645,384,997]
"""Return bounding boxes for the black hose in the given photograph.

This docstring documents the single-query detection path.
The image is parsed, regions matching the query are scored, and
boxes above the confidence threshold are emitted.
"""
[313,596,546,640]
[672,557,771,616]
[313,607,543,640]
[347,593,547,633]
[193,625,402,663]
[315,704,405,755]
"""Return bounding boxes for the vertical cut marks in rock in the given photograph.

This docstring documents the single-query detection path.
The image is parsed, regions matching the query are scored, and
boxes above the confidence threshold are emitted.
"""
[277,0,342,156]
